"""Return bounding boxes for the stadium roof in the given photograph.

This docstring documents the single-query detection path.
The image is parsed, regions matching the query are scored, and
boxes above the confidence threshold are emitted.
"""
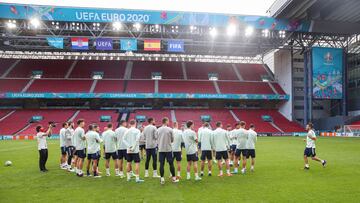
[1,0,274,16]
[267,0,360,34]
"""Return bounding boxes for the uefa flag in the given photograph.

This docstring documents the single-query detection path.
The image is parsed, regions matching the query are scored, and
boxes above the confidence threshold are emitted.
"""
[47,37,63,49]
[71,37,89,50]
[120,39,137,51]
[144,39,161,51]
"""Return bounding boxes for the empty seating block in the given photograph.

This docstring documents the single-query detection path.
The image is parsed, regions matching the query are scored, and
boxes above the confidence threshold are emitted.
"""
[236,64,269,81]
[27,79,92,92]
[218,81,274,94]
[93,80,124,93]
[272,83,286,95]
[0,59,17,76]
[0,79,29,92]
[70,60,126,79]
[126,80,154,93]
[159,81,216,94]
[132,61,183,79]
[71,110,120,130]
[232,109,279,133]
[129,109,172,126]
[186,62,237,80]
[7,59,73,78]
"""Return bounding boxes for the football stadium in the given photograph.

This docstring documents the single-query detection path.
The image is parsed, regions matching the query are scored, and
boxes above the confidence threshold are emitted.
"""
[1,0,360,202]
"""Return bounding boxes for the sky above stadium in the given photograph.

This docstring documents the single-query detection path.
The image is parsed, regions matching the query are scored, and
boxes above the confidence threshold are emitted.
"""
[1,0,275,16]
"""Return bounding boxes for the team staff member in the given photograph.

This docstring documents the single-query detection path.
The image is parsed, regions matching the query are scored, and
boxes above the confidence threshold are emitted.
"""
[36,124,53,172]
[157,117,178,184]
[115,120,128,178]
[143,118,159,178]
[171,122,183,178]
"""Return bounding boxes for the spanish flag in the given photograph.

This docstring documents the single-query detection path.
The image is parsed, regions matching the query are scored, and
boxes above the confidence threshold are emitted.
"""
[144,39,161,51]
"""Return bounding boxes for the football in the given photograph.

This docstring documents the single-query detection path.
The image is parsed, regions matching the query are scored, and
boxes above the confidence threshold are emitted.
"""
[4,160,12,166]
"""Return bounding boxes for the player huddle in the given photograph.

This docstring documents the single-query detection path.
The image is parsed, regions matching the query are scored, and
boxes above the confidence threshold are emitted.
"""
[56,117,258,184]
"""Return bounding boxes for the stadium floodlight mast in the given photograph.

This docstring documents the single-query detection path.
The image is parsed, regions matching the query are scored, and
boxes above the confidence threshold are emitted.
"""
[30,18,41,29]
[209,27,217,37]
[245,26,254,37]
[262,29,270,38]
[112,21,122,30]
[226,23,237,36]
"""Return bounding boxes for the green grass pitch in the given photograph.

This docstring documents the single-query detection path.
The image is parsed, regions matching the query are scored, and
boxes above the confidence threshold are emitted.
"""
[0,136,360,202]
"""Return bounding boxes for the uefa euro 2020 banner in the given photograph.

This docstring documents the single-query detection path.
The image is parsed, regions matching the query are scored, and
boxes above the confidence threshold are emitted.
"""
[0,3,310,32]
[312,47,343,99]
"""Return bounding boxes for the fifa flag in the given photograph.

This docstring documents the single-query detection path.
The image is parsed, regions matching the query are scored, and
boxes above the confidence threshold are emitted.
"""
[46,37,63,49]
[144,39,161,51]
[167,40,184,52]
[71,37,89,50]
[120,39,137,51]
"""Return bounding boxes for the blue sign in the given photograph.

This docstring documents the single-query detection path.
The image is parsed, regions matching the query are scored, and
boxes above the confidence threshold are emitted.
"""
[312,47,343,99]
[3,92,289,100]
[120,39,137,51]
[0,3,311,32]
[168,40,184,52]
[95,38,113,50]
[46,37,63,49]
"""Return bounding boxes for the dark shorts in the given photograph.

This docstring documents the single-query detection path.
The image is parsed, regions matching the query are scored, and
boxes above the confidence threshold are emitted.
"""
[186,153,199,162]
[235,149,247,158]
[75,149,86,159]
[230,145,237,152]
[139,144,146,150]
[246,149,256,158]
[87,151,100,160]
[105,152,118,160]
[172,151,182,162]
[304,148,316,157]
[117,149,127,160]
[126,153,140,163]
[66,146,75,156]
[60,146,66,155]
[201,150,213,161]
[216,151,229,160]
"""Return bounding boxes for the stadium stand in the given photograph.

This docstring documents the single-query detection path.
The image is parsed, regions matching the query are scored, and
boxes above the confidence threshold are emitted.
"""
[0,59,17,76]
[0,79,29,92]
[93,80,125,93]
[131,61,183,79]
[27,79,93,92]
[236,64,269,81]
[186,62,237,80]
[69,60,127,79]
[129,109,172,126]
[217,81,275,94]
[158,80,217,93]
[125,80,155,93]
[70,109,120,130]
[7,59,74,78]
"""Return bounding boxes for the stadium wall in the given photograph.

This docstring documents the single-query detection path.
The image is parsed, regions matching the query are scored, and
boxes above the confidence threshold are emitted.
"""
[274,50,293,121]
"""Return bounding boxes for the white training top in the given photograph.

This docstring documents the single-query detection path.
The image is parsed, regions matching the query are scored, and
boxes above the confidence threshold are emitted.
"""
[229,129,237,145]
[115,126,128,150]
[246,129,257,149]
[59,128,66,147]
[74,127,86,150]
[102,129,117,153]
[182,129,198,155]
[199,127,213,151]
[122,127,141,154]
[306,129,316,148]
[234,128,248,150]
[36,132,47,150]
[86,130,102,154]
[212,128,230,152]
[171,128,183,152]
